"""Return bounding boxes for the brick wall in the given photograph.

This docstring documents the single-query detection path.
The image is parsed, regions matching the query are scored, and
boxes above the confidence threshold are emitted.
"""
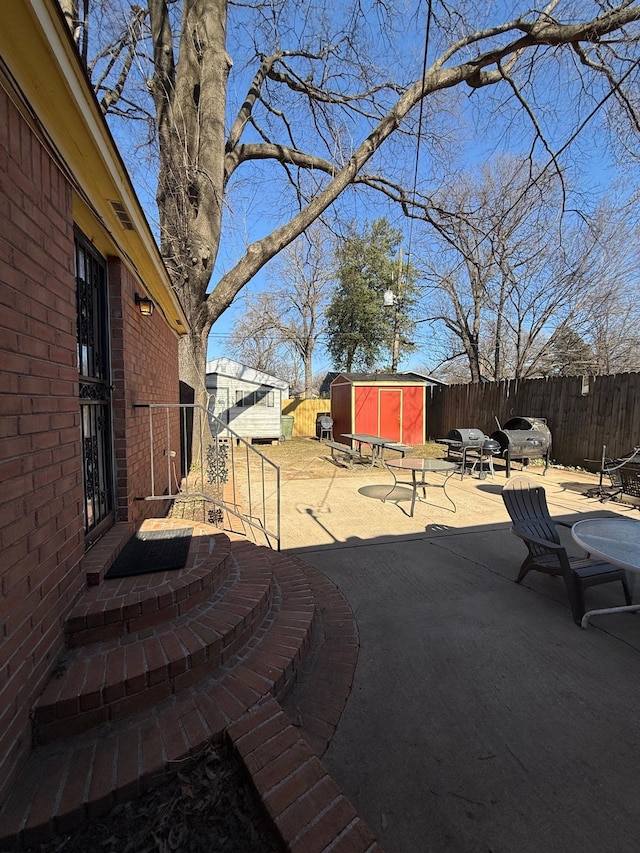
[0,85,85,800]
[0,84,182,804]
[108,258,180,524]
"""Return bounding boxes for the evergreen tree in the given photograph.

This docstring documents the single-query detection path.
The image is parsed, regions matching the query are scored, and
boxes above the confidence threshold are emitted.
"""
[541,328,597,376]
[326,219,417,371]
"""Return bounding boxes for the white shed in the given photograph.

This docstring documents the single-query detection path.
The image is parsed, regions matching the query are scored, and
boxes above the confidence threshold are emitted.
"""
[205,358,290,442]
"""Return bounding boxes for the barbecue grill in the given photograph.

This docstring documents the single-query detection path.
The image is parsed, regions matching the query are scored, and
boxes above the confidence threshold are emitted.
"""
[490,416,552,477]
[436,428,501,479]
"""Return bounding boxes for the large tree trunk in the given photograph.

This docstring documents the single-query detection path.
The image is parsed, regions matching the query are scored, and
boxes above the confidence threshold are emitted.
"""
[178,324,210,470]
[304,351,313,399]
[149,1,229,319]
[148,0,230,465]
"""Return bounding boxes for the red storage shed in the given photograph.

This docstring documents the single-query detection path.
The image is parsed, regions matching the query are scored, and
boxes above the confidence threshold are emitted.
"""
[330,373,431,446]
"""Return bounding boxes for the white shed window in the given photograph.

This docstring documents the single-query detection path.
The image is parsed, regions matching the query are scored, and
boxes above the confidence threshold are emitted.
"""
[235,390,255,407]
[256,389,275,406]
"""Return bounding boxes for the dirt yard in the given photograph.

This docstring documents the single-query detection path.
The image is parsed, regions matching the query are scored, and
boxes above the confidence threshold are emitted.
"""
[251,437,447,480]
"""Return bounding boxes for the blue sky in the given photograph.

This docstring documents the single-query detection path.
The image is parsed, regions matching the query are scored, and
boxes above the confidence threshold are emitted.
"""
[106,0,635,378]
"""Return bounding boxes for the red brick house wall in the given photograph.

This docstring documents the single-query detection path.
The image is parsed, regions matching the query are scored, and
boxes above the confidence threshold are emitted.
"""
[0,85,86,800]
[0,84,181,800]
[108,259,180,525]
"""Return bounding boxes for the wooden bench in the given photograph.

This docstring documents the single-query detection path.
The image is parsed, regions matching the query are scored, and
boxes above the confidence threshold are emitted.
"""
[383,444,413,459]
[326,441,361,468]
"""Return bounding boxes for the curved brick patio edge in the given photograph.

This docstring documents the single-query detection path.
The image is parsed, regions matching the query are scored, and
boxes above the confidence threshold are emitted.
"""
[228,696,381,853]
[226,559,380,852]
[280,560,360,758]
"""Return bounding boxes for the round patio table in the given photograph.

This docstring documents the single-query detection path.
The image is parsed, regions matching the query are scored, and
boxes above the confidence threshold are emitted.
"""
[571,517,640,627]
[384,458,457,516]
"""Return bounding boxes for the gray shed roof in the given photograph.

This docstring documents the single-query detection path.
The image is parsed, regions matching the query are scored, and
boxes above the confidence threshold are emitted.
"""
[205,357,289,392]
[331,371,445,385]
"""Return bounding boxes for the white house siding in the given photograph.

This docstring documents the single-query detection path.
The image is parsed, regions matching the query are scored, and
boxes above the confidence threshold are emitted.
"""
[206,359,289,442]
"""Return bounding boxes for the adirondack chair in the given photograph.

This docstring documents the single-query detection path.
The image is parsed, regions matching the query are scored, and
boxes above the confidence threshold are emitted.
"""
[502,476,632,624]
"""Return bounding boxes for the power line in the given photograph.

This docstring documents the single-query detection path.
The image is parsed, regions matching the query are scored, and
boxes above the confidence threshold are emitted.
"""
[404,0,433,282]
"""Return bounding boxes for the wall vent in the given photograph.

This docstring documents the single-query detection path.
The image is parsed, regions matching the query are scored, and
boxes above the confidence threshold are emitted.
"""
[109,200,135,231]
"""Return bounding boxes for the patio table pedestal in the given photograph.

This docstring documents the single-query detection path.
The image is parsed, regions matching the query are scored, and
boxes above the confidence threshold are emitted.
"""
[384,458,457,516]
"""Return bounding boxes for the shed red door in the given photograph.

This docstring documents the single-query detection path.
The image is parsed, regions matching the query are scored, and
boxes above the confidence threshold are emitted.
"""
[379,389,401,441]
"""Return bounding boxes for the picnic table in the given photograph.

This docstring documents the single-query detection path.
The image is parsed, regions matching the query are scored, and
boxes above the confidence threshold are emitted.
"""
[341,433,412,467]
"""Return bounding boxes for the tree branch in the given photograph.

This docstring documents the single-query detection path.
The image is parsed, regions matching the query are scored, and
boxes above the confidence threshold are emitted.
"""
[225,142,338,179]
[97,6,148,114]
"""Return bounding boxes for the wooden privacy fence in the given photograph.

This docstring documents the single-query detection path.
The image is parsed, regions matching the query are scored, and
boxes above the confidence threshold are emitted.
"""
[282,399,331,437]
[426,372,640,469]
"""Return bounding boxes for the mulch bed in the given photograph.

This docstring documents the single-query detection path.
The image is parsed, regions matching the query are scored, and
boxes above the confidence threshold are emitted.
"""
[15,744,285,853]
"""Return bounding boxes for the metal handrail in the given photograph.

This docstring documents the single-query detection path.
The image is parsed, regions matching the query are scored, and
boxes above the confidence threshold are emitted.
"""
[602,446,640,473]
[134,402,281,550]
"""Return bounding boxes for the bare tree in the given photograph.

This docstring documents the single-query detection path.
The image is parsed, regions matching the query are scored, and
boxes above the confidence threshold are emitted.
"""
[225,304,290,378]
[62,0,640,448]
[584,234,640,374]
[227,227,333,396]
[414,159,640,381]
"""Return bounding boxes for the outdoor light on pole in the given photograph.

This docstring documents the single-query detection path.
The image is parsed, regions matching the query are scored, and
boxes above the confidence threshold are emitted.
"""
[383,282,403,372]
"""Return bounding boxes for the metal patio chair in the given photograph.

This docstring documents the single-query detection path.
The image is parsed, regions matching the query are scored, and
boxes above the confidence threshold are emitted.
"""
[584,445,640,502]
[502,476,632,625]
[318,415,334,441]
[618,462,640,504]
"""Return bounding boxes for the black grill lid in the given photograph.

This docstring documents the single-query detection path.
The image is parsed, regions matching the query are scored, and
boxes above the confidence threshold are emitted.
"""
[502,416,550,437]
[491,428,550,455]
[446,428,486,446]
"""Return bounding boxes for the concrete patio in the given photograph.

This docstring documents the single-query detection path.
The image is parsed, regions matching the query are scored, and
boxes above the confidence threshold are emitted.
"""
[278,461,640,852]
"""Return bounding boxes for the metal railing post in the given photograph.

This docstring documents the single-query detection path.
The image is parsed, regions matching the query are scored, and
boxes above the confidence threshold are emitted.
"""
[134,402,281,549]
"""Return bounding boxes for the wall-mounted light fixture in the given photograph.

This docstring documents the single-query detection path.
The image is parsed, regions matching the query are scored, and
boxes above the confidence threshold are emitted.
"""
[135,292,155,316]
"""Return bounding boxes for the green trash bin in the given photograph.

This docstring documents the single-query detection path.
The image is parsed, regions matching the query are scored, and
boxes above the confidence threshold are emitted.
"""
[281,415,295,440]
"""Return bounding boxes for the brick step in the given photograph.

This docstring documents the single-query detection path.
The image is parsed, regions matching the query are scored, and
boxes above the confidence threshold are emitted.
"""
[0,548,317,847]
[66,520,232,647]
[229,698,381,853]
[32,539,276,744]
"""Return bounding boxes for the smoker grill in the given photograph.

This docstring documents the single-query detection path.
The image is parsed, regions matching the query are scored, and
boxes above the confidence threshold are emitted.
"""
[490,416,552,477]
[436,428,501,479]
[441,428,485,448]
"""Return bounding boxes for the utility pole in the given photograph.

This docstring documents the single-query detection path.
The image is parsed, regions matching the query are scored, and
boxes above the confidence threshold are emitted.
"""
[391,249,403,372]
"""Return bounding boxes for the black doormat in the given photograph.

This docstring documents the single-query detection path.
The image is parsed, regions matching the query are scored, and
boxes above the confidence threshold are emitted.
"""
[105,528,193,579]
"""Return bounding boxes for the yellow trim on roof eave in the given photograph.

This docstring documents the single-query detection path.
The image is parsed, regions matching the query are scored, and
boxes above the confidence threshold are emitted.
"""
[1,0,188,335]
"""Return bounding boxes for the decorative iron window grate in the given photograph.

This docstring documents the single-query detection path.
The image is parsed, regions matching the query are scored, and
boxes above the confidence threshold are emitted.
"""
[76,232,113,535]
